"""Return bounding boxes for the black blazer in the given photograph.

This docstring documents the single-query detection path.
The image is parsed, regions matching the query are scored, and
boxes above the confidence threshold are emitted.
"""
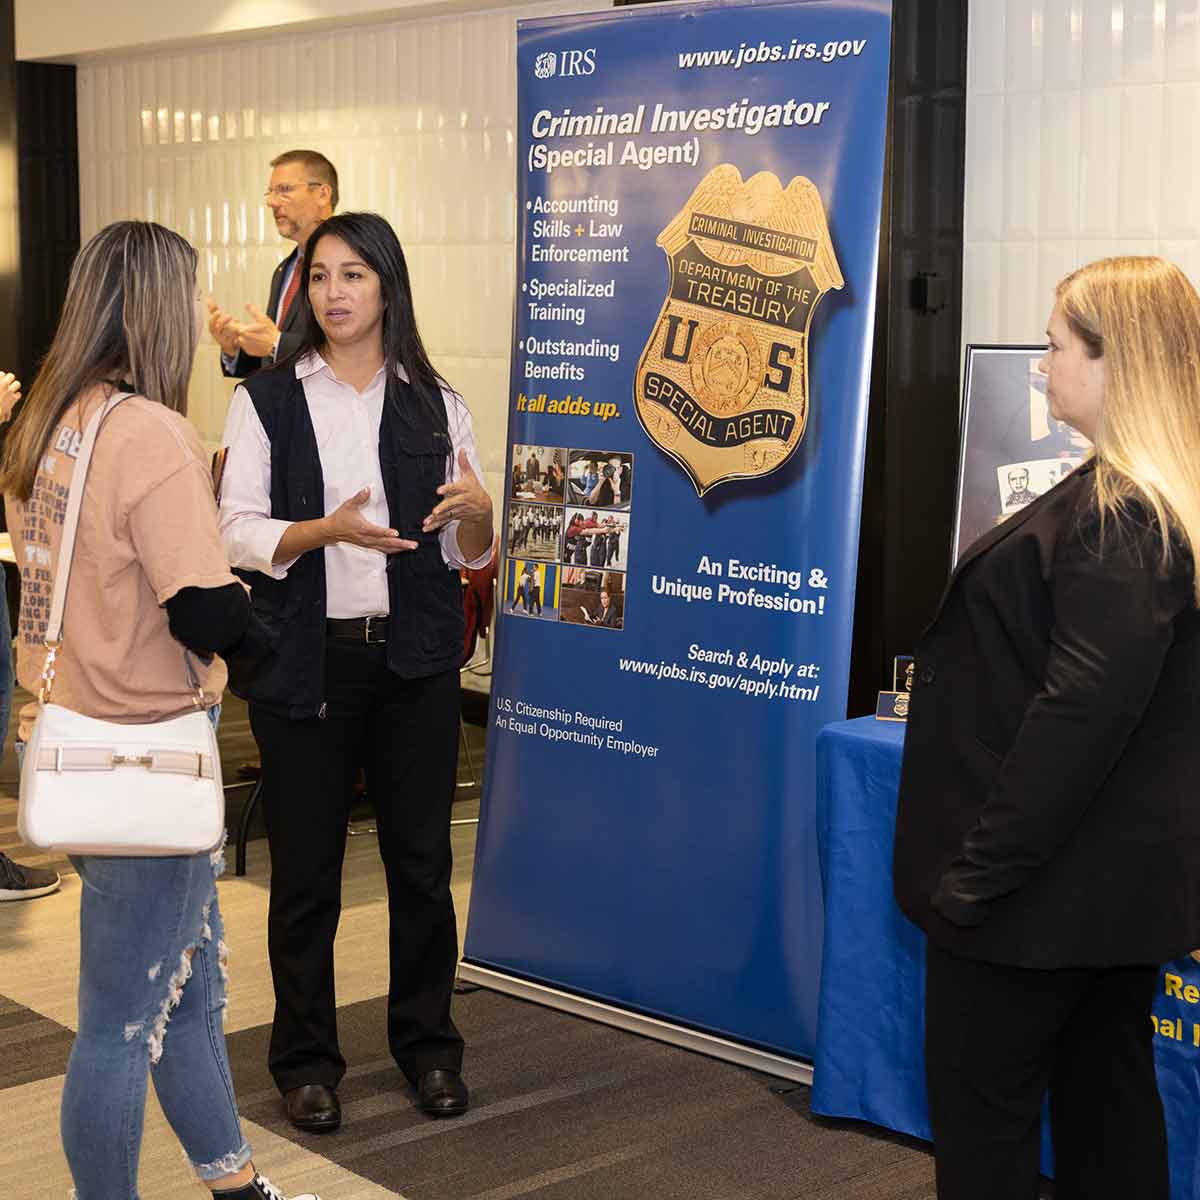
[221,248,306,379]
[894,460,1200,968]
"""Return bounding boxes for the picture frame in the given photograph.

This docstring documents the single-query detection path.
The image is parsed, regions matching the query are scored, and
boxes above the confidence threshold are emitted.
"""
[951,344,1092,565]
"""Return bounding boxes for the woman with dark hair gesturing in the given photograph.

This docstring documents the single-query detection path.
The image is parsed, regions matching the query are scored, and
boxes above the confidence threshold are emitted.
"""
[218,212,493,1133]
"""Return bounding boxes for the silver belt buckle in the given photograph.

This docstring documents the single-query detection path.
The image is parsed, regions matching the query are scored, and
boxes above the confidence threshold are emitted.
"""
[364,616,383,644]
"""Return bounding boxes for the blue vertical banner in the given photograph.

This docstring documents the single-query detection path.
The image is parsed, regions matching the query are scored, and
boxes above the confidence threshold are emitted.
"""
[465,0,891,1062]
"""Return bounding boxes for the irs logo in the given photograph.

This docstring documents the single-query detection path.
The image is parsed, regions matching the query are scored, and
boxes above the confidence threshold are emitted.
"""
[634,165,843,496]
[534,51,557,79]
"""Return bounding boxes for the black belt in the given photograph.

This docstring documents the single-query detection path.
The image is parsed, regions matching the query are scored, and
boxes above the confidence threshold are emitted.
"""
[326,616,389,644]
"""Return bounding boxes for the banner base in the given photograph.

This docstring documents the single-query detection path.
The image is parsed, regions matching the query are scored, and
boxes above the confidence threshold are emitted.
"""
[456,962,814,1085]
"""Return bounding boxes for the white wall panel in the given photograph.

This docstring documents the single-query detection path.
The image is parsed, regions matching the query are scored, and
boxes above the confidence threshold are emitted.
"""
[962,243,1004,345]
[1077,85,1121,236]
[1166,0,1200,80]
[964,94,1006,241]
[1038,88,1080,236]
[1118,84,1163,235]
[1036,239,1082,314]
[1081,0,1122,85]
[965,0,1200,346]
[999,242,1041,341]
[1160,82,1200,235]
[1121,0,1167,81]
[1044,0,1084,88]
[1003,92,1042,240]
[1004,0,1044,92]
[969,0,1007,94]
[77,0,601,520]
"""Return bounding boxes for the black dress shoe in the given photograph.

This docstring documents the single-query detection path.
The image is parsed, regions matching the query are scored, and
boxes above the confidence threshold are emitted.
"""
[416,1069,469,1117]
[284,1083,341,1133]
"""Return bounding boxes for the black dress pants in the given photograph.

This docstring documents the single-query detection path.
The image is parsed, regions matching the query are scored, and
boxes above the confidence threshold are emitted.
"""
[250,639,464,1094]
[924,941,1167,1200]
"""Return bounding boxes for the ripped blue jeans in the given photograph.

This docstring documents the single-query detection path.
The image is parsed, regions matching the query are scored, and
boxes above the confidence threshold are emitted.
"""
[61,848,251,1197]
[45,705,252,1198]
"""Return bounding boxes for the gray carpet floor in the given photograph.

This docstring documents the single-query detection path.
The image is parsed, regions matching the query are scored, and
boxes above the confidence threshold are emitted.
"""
[224,989,945,1200]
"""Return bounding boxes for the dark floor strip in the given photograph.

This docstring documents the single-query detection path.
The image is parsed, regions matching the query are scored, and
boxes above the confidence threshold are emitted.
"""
[0,993,74,1088]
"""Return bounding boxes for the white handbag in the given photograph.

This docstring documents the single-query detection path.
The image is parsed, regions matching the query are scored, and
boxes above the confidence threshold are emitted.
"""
[16,393,225,856]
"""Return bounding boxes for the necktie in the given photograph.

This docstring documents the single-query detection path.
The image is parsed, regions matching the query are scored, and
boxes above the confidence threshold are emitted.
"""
[276,257,302,328]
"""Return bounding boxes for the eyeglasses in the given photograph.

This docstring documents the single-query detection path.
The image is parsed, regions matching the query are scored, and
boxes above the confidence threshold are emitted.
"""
[263,182,323,200]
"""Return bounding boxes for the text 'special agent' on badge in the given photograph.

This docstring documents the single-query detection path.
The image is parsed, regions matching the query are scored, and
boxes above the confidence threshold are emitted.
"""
[634,164,843,496]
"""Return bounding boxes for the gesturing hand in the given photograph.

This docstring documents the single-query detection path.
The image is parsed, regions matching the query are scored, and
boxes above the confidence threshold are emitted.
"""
[206,298,244,356]
[237,303,283,358]
[0,371,21,423]
[423,449,493,533]
[326,488,418,553]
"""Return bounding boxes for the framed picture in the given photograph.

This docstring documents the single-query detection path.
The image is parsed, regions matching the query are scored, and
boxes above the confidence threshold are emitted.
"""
[952,345,1092,565]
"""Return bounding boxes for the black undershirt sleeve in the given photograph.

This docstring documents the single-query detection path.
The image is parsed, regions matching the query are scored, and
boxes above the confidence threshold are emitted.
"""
[165,583,275,685]
[166,582,248,656]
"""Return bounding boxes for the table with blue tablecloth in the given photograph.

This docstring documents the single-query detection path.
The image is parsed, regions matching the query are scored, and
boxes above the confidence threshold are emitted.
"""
[812,716,1200,1199]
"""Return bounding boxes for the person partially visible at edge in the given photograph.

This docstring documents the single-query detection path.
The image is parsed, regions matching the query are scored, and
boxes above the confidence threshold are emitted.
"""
[0,221,318,1200]
[216,211,493,1134]
[0,370,60,901]
[894,256,1200,1200]
[207,149,337,378]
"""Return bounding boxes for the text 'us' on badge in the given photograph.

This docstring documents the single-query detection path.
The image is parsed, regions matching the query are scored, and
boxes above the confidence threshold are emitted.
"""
[634,164,843,496]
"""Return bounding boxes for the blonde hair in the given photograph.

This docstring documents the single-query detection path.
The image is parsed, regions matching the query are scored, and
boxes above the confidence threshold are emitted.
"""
[0,221,198,500]
[1056,256,1200,602]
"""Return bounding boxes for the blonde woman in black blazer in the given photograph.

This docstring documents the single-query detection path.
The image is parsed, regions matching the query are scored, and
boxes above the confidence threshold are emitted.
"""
[895,257,1200,1200]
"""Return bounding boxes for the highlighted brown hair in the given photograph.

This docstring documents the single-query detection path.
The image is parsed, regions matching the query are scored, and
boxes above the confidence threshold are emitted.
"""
[0,220,198,501]
[1056,256,1200,601]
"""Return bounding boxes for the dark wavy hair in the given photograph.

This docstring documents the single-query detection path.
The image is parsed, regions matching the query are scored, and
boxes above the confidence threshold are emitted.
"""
[278,211,451,439]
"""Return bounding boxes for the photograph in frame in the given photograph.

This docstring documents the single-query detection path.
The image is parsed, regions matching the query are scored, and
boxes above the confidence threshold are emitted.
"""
[952,345,1092,564]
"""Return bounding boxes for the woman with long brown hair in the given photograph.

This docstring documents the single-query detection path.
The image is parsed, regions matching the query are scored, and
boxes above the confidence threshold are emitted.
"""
[2,220,318,1200]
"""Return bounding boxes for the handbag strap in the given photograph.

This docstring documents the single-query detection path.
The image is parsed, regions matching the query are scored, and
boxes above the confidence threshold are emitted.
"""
[43,391,127,651]
[39,392,209,709]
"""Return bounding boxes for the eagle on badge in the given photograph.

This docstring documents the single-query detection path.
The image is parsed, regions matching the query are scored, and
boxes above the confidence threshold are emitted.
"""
[634,165,843,496]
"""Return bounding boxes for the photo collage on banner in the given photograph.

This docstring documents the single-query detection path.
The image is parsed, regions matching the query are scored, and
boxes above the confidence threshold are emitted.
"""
[504,445,633,629]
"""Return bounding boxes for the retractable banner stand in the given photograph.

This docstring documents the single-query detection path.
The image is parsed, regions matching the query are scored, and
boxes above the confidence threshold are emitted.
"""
[463,0,891,1069]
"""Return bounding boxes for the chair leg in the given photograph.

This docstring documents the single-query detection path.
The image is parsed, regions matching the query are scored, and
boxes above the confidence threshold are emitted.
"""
[348,769,376,835]
[235,777,263,877]
[458,713,478,788]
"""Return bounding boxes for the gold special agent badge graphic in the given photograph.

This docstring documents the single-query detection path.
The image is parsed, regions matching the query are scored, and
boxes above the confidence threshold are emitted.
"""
[634,165,844,495]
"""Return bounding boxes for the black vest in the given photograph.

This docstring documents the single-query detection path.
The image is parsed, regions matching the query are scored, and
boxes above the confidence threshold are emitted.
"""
[230,367,465,720]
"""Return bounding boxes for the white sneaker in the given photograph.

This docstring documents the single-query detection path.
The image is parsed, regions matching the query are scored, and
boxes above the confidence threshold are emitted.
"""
[245,1174,321,1200]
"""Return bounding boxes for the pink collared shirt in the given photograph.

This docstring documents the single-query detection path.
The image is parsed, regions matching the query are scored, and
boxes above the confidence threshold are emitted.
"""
[218,351,491,620]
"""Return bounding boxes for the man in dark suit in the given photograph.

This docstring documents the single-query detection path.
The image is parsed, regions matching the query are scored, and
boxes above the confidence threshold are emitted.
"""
[206,149,338,377]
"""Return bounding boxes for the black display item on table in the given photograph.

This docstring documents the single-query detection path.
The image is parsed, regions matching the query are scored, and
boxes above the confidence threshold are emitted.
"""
[876,655,913,722]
